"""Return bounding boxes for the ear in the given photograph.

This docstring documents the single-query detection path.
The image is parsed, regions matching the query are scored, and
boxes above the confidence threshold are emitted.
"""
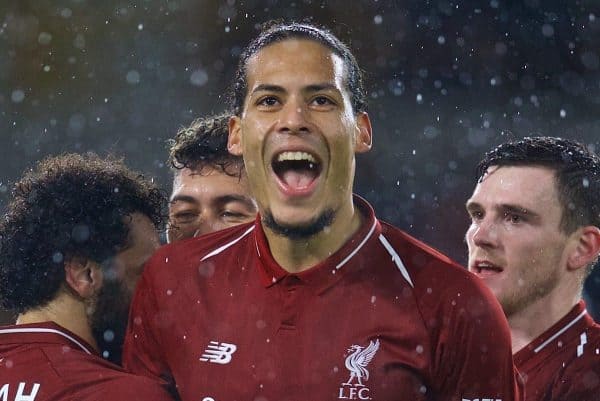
[354,112,372,154]
[566,226,600,271]
[64,257,103,299]
[228,116,243,156]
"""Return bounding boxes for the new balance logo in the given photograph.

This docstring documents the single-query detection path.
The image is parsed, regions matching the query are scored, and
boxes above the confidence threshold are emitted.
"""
[461,398,502,401]
[199,341,237,364]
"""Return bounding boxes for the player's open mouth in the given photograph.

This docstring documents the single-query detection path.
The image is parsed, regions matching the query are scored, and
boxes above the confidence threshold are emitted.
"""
[272,151,322,195]
[472,260,503,276]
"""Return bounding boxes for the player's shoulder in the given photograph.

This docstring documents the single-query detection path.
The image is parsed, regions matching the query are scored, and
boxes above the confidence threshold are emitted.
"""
[378,221,501,314]
[146,221,255,274]
[49,349,172,400]
[379,221,472,281]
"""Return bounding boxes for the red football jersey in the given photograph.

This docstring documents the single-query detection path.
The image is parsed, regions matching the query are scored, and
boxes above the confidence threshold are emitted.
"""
[515,301,600,401]
[124,196,518,401]
[0,321,173,401]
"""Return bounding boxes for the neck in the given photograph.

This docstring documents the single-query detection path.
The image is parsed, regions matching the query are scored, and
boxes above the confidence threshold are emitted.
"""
[16,290,98,351]
[508,288,581,354]
[263,199,363,273]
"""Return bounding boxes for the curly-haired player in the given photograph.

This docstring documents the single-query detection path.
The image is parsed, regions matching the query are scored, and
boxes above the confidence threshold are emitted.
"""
[466,137,600,401]
[0,153,172,401]
[167,113,257,242]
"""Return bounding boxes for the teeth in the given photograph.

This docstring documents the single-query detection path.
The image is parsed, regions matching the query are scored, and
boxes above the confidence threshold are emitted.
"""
[277,151,317,163]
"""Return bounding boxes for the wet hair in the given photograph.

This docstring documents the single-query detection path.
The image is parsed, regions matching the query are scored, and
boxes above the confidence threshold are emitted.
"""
[0,153,166,313]
[168,112,243,177]
[477,136,600,234]
[230,21,366,116]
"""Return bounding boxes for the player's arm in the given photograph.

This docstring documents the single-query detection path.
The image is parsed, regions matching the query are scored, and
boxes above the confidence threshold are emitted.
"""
[430,276,521,401]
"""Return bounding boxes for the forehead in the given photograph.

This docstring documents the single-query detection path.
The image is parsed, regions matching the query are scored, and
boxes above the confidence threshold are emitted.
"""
[472,165,560,207]
[245,39,346,88]
[171,167,248,198]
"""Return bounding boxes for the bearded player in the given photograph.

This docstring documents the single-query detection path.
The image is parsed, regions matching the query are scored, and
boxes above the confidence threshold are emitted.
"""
[0,154,173,401]
[124,22,519,401]
[466,137,600,401]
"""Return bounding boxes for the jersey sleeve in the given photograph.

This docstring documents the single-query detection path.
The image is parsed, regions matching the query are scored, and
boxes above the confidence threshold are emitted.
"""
[429,275,521,401]
[83,374,176,401]
[122,263,173,387]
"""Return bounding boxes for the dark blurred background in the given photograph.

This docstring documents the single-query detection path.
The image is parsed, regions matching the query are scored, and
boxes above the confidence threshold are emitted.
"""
[1,0,599,322]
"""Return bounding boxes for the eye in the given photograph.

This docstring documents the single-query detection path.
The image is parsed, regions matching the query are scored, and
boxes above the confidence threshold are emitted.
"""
[257,96,280,107]
[171,211,198,224]
[220,210,252,221]
[311,95,335,107]
[468,209,484,221]
[504,213,524,224]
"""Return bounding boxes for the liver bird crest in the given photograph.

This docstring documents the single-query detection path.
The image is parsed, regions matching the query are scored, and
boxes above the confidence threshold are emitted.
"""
[343,339,380,386]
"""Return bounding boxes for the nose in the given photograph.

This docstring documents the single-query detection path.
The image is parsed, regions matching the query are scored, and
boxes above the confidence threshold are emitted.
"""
[278,97,310,134]
[469,218,499,249]
[193,214,222,238]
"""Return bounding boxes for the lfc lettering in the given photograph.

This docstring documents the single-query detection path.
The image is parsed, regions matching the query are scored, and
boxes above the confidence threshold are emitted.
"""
[338,386,371,400]
[0,382,41,401]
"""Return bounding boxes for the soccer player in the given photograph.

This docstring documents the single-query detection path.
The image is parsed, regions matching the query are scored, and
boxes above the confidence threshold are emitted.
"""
[124,22,519,401]
[465,137,600,401]
[0,154,173,401]
[167,112,258,242]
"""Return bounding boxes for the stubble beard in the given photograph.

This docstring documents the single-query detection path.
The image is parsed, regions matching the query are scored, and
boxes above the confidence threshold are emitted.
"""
[89,278,131,364]
[500,266,561,318]
[263,208,335,240]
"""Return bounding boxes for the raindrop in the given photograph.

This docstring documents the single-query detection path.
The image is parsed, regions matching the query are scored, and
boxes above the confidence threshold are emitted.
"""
[560,109,566,118]
[374,15,383,25]
[541,24,554,37]
[52,252,63,263]
[137,23,143,31]
[437,35,446,45]
[103,330,115,342]
[60,8,73,18]
[190,69,209,87]
[38,32,52,45]
[11,90,25,103]
[71,225,90,243]
[126,70,141,85]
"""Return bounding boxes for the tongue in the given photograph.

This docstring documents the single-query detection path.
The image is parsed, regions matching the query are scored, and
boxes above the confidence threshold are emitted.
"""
[281,170,316,189]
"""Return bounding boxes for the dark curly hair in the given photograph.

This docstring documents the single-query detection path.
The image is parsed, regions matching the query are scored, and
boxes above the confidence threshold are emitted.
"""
[477,136,600,234]
[168,112,243,177]
[229,21,367,116]
[0,153,166,313]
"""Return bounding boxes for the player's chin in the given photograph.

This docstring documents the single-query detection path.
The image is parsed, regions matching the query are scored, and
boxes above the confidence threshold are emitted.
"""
[263,208,334,240]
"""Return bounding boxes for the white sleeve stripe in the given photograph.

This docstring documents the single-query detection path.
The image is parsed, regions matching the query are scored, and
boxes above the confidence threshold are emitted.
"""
[200,226,255,262]
[0,327,92,354]
[378,234,414,288]
[335,219,378,270]
[534,310,587,353]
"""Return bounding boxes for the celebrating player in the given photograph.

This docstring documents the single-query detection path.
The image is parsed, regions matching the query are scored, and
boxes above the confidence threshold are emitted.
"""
[466,137,600,401]
[0,153,173,400]
[167,112,257,242]
[124,22,519,401]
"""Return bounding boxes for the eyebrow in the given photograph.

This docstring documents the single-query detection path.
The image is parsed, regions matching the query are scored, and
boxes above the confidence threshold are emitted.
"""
[169,194,198,204]
[465,201,541,220]
[250,83,339,96]
[170,194,256,210]
[216,194,257,210]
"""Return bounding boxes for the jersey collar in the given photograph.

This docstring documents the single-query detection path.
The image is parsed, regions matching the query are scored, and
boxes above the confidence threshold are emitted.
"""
[514,300,593,364]
[0,321,96,355]
[253,195,381,294]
